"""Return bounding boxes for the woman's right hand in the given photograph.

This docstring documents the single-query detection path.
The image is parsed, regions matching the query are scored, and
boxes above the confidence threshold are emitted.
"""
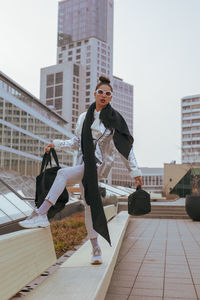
[45,143,55,154]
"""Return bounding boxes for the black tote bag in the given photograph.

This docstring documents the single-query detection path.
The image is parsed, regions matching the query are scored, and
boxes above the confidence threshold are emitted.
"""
[128,185,151,216]
[35,148,69,219]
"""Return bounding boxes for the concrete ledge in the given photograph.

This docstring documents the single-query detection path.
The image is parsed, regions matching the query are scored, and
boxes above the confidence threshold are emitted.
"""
[104,204,116,221]
[24,211,129,300]
[0,227,56,300]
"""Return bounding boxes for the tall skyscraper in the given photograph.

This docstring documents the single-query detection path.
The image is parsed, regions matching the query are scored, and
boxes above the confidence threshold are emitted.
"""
[181,94,200,164]
[41,0,114,133]
[40,0,134,186]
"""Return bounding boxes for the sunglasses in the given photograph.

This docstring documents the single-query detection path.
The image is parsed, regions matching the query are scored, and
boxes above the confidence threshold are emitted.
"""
[96,89,113,97]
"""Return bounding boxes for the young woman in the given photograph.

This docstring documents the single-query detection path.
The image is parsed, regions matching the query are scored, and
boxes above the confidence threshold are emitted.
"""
[19,76,142,265]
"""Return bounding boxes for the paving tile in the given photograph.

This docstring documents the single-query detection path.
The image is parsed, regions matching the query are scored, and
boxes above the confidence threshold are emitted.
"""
[130,288,163,297]
[107,286,131,296]
[164,298,195,300]
[133,280,163,290]
[115,262,141,272]
[166,256,187,265]
[165,271,191,279]
[104,294,128,300]
[111,274,136,282]
[109,279,133,288]
[164,277,193,284]
[137,269,164,277]
[129,297,162,300]
[113,270,138,277]
[164,283,197,299]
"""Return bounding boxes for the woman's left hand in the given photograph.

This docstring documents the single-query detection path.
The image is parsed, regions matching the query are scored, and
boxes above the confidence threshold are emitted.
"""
[134,176,143,187]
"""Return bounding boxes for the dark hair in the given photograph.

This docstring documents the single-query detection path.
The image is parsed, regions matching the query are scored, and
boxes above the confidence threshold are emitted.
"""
[95,76,113,92]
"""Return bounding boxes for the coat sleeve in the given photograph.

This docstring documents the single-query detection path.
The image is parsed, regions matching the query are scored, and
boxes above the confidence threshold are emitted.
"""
[53,112,86,151]
[117,147,142,178]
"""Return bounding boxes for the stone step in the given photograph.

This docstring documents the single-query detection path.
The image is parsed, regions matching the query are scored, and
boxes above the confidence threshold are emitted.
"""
[118,202,190,219]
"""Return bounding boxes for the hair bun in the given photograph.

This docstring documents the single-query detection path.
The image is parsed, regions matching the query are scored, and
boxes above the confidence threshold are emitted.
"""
[99,76,111,85]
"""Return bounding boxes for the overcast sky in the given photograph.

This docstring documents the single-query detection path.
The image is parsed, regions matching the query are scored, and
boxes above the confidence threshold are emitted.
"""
[0,0,200,168]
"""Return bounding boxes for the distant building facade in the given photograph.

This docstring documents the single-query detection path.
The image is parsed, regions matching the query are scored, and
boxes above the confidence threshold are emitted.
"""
[40,62,85,133]
[182,94,200,164]
[111,76,134,187]
[0,71,74,176]
[141,167,164,192]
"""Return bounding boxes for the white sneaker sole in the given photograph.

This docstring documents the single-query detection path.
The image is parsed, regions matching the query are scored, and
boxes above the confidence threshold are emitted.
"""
[18,221,50,229]
[91,256,103,265]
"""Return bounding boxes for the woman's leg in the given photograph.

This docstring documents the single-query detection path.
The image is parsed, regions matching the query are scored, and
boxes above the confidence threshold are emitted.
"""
[37,164,84,215]
[19,165,84,228]
[79,182,102,264]
[79,182,98,240]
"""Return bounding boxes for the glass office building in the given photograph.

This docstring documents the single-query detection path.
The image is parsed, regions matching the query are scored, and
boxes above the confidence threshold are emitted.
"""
[58,0,108,47]
[0,71,75,176]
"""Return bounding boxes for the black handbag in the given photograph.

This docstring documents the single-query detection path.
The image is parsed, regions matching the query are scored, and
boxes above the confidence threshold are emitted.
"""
[35,148,69,219]
[128,185,151,216]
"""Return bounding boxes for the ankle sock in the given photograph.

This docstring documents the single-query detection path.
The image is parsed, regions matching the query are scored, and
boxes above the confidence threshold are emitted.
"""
[37,200,52,215]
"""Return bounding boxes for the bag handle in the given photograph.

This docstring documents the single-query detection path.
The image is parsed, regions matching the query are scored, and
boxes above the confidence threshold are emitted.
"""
[40,148,60,173]
[136,185,142,191]
[49,148,60,167]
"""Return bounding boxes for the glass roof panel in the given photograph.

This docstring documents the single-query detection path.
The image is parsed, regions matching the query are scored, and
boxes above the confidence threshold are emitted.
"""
[1,176,35,198]
[4,192,33,216]
[0,195,25,220]
[0,209,12,224]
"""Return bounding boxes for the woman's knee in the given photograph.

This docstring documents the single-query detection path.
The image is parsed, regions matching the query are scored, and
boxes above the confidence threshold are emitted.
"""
[57,167,70,178]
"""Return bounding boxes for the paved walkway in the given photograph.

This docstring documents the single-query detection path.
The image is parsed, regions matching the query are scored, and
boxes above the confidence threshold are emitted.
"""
[105,217,200,300]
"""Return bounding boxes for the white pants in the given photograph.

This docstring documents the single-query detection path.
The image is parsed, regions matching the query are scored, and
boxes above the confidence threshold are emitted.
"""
[45,164,98,239]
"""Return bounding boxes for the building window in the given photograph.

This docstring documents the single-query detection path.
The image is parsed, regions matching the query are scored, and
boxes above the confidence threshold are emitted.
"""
[68,50,73,55]
[73,64,79,76]
[76,48,81,53]
[46,87,53,99]
[86,59,91,64]
[86,85,90,90]
[76,55,81,60]
[86,71,90,77]
[69,43,74,48]
[46,74,54,86]
[56,72,63,84]
[101,68,106,74]
[46,99,53,106]
[55,85,63,97]
[86,91,90,96]
[68,57,72,61]
[55,98,62,110]
[84,39,89,43]
[59,60,62,64]
[77,41,81,46]
[85,98,90,103]
[61,46,66,51]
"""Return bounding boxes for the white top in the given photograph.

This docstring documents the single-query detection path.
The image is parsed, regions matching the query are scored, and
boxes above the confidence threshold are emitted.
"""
[91,110,107,140]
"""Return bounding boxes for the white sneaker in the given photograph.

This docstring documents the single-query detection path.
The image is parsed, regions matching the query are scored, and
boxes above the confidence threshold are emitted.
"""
[91,247,103,265]
[19,210,50,228]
